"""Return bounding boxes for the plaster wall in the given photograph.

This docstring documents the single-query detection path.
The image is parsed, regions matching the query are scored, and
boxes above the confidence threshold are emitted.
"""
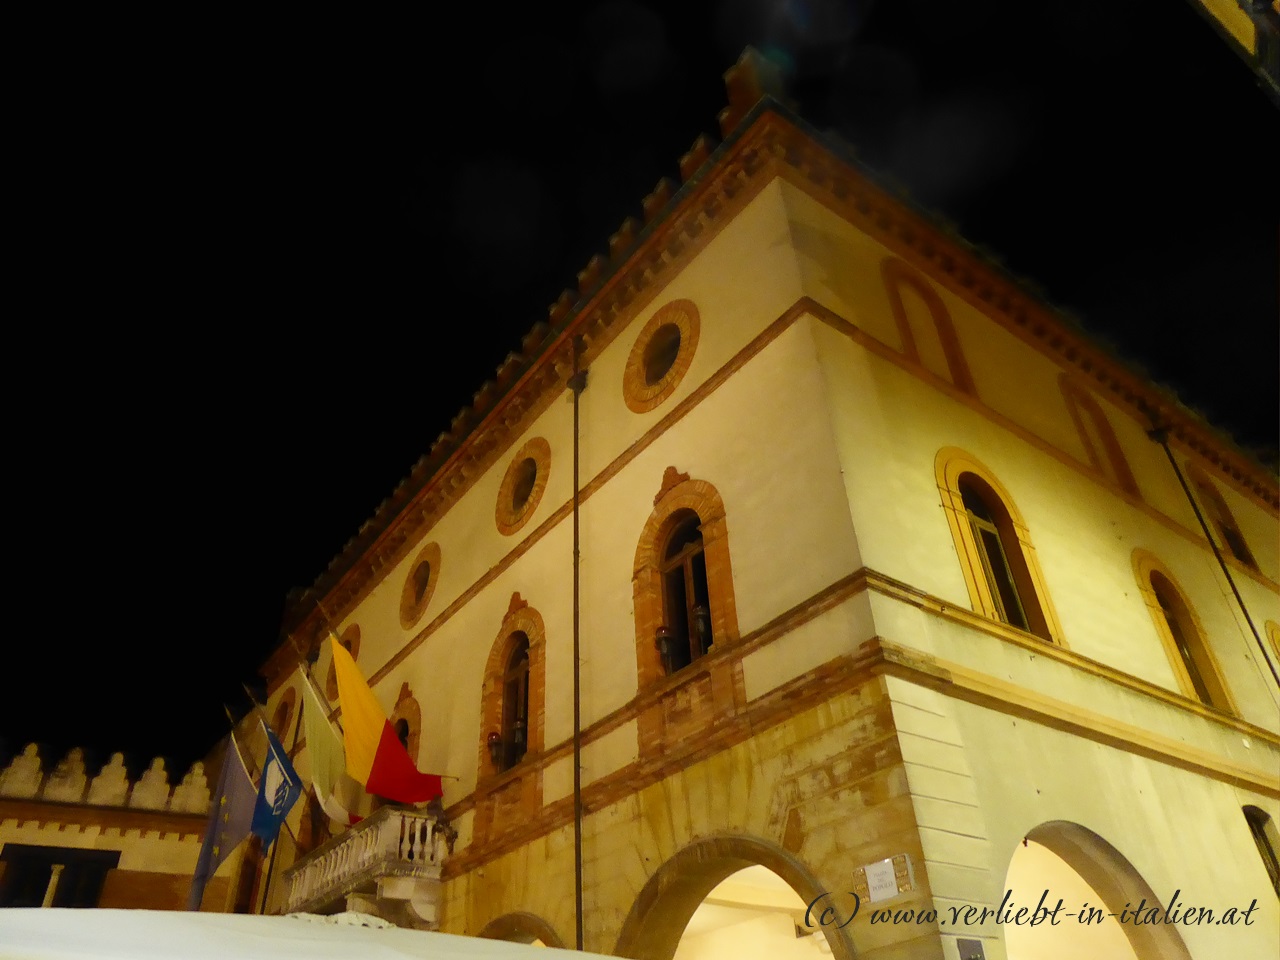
[886,675,1280,960]
[781,179,1277,588]
[807,309,1279,729]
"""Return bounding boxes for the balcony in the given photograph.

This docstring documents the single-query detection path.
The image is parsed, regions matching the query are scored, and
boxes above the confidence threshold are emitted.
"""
[280,805,448,927]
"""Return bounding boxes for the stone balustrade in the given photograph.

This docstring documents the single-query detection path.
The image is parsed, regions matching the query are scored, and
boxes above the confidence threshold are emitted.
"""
[281,805,446,926]
[0,744,210,815]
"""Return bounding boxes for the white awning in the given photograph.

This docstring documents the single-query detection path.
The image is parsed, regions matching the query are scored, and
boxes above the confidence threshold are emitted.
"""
[0,910,615,960]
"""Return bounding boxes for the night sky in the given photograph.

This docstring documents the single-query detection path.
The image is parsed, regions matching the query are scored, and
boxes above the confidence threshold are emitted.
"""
[5,2,1276,784]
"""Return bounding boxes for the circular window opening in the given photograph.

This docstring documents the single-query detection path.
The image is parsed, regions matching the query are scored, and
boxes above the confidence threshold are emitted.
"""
[495,437,551,536]
[643,324,682,386]
[511,457,538,512]
[622,299,700,414]
[411,560,432,606]
[399,542,442,630]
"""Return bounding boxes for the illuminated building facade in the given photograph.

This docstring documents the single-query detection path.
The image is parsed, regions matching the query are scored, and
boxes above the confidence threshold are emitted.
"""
[259,54,1280,960]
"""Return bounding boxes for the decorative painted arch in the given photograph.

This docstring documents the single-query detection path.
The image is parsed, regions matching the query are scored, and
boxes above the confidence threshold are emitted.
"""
[1059,373,1140,497]
[632,467,740,687]
[881,256,976,394]
[477,594,547,777]
[1130,549,1235,714]
[1184,461,1259,570]
[1012,820,1193,960]
[613,833,855,960]
[935,447,1064,644]
[478,911,566,948]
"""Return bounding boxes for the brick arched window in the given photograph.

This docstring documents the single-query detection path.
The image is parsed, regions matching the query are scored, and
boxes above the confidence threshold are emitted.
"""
[936,448,1063,644]
[390,682,422,763]
[271,687,297,739]
[882,257,975,394]
[1185,463,1258,570]
[1060,374,1139,497]
[1131,549,1234,713]
[633,468,740,686]
[478,596,545,778]
[498,635,530,771]
[656,512,713,674]
[325,624,361,702]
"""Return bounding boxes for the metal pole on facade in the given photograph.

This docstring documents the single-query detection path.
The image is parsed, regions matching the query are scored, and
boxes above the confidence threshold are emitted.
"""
[570,335,587,951]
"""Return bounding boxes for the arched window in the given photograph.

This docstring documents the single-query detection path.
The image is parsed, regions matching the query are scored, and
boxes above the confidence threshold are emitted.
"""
[936,449,1062,644]
[478,596,546,779]
[271,688,297,739]
[325,625,361,701]
[881,257,976,394]
[960,477,1032,633]
[389,682,422,763]
[1131,550,1234,713]
[1060,375,1139,496]
[1243,806,1280,897]
[498,634,531,771]
[633,468,740,687]
[656,511,713,675]
[1186,464,1258,570]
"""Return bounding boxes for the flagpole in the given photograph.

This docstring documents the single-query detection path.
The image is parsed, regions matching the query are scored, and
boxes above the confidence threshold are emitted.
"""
[255,686,306,915]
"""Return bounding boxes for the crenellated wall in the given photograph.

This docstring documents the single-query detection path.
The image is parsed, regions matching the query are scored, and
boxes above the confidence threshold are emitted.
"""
[0,743,228,912]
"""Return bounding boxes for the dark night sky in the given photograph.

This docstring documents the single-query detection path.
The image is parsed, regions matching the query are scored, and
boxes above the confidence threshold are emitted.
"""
[4,2,1276,782]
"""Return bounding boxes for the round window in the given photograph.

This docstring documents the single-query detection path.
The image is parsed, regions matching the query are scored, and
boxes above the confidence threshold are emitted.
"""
[399,542,441,630]
[623,299,700,413]
[496,438,551,536]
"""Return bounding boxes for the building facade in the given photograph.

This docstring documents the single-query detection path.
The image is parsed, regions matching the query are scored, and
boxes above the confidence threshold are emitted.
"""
[257,55,1280,960]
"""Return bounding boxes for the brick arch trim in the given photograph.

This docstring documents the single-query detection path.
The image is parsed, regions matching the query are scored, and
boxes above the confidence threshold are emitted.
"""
[477,596,547,777]
[325,624,362,702]
[632,469,739,687]
[613,833,855,960]
[881,256,976,394]
[934,446,1065,645]
[271,687,298,739]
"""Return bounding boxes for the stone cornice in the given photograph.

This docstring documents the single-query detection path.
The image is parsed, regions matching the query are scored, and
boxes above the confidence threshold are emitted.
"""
[269,95,1278,679]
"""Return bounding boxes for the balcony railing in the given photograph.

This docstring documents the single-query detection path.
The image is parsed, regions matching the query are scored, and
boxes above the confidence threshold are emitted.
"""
[280,805,447,923]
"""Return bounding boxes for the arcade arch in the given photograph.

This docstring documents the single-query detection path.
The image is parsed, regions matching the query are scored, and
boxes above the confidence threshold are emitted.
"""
[1002,821,1191,960]
[614,835,854,960]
